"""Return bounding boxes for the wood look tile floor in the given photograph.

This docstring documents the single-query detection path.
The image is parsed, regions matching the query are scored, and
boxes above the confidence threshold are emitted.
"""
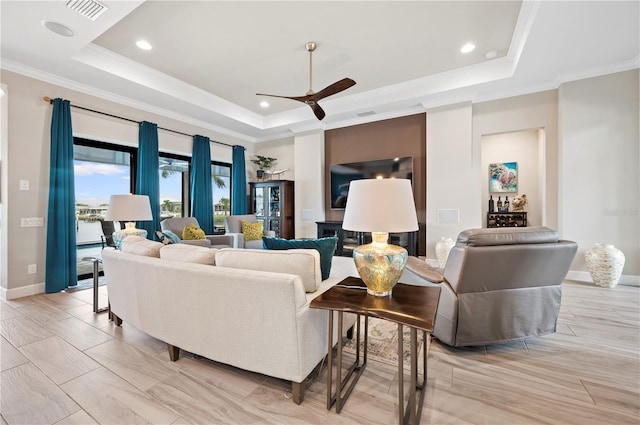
[1,281,638,424]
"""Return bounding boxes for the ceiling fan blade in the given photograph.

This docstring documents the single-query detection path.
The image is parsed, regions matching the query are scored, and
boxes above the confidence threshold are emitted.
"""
[308,78,356,101]
[256,44,354,120]
[257,92,325,119]
[256,92,310,103]
[309,102,326,120]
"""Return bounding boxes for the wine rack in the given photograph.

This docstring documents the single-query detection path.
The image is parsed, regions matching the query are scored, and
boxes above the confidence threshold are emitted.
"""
[486,212,527,228]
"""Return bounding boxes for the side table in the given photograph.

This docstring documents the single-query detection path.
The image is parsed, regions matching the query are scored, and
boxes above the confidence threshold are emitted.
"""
[81,256,108,314]
[310,276,440,425]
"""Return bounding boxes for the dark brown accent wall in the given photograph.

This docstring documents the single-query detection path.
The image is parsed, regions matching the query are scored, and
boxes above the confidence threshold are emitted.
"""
[324,113,426,255]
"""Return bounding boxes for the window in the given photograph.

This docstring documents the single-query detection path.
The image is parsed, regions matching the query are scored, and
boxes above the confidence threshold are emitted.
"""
[159,155,190,219]
[74,140,134,246]
[212,162,231,233]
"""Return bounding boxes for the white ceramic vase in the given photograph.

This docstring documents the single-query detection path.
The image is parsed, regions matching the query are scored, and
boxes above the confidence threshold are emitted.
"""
[435,237,455,269]
[585,243,625,288]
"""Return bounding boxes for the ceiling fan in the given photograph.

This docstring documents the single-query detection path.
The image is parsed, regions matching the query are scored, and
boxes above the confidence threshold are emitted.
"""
[257,42,356,120]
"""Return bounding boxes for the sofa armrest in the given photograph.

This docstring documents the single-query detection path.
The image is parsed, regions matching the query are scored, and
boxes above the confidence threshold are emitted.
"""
[181,239,211,248]
[206,235,233,247]
[405,256,445,283]
[225,232,244,248]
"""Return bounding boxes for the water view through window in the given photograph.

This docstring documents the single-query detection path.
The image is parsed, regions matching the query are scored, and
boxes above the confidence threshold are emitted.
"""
[74,144,132,246]
[212,163,231,232]
[74,143,233,246]
[159,156,188,220]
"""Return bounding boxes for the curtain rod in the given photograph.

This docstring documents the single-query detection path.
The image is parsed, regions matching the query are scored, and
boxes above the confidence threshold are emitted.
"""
[42,96,241,149]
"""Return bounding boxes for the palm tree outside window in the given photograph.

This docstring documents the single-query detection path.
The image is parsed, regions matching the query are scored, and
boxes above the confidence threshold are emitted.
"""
[212,163,231,233]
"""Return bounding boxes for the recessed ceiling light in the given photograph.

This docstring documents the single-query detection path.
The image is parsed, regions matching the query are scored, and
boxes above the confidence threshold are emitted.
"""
[136,40,152,50]
[260,101,269,108]
[485,50,498,59]
[42,21,75,37]
[460,43,476,54]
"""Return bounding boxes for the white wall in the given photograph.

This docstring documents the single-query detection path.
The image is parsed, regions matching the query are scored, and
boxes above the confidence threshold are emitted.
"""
[426,103,474,258]
[253,137,295,181]
[473,90,559,232]
[254,133,324,239]
[481,129,543,227]
[294,132,325,239]
[0,71,251,299]
[559,69,639,282]
[1,84,8,293]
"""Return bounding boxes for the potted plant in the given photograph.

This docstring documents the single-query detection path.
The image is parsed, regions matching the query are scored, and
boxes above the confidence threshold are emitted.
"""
[251,155,277,180]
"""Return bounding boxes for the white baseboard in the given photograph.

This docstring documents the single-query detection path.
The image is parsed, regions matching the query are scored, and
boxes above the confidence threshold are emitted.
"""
[1,282,45,301]
[565,270,640,287]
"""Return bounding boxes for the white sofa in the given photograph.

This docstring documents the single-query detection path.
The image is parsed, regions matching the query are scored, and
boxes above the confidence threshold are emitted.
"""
[101,237,357,404]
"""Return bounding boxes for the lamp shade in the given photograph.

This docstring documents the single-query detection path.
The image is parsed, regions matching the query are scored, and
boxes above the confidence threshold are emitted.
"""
[104,194,153,222]
[342,179,418,233]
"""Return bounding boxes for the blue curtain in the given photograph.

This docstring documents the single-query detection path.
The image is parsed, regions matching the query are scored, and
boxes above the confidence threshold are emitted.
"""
[45,99,77,293]
[135,121,161,238]
[190,135,214,234]
[231,145,248,215]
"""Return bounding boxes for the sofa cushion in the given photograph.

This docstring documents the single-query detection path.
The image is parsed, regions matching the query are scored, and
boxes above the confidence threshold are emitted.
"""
[120,235,163,257]
[156,230,181,245]
[262,237,337,280]
[456,226,559,247]
[160,244,217,265]
[215,248,322,292]
[241,220,264,241]
[182,224,205,240]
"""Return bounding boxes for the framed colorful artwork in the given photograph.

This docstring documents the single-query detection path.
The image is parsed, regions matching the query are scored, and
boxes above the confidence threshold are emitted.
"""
[489,162,517,193]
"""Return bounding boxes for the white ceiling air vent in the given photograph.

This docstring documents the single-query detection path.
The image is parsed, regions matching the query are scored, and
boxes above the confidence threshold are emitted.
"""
[66,0,108,21]
[357,111,376,117]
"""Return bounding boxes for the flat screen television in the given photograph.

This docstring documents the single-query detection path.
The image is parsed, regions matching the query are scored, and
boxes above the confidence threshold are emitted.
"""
[329,156,413,209]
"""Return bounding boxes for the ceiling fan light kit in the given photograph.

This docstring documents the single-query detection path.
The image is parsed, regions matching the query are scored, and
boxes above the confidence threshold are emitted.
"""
[257,41,356,120]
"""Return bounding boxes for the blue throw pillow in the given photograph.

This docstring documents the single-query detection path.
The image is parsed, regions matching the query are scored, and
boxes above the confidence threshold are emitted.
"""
[262,237,338,280]
[156,230,182,245]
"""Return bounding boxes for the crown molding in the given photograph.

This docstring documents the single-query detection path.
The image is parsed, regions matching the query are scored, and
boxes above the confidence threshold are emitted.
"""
[1,59,258,144]
[72,44,265,129]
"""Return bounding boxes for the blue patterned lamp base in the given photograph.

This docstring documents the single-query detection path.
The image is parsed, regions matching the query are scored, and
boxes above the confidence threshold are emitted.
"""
[352,232,408,296]
[112,228,147,250]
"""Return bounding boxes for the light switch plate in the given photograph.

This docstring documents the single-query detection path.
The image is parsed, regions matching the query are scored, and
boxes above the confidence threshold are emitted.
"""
[21,217,44,227]
[301,209,314,221]
[19,180,29,191]
[437,209,460,224]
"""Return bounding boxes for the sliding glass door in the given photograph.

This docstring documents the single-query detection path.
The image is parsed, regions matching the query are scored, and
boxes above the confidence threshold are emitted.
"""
[159,155,190,219]
[72,138,234,277]
[74,139,135,278]
[212,162,231,233]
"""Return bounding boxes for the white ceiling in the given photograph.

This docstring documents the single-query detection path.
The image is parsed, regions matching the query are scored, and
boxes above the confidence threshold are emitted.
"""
[1,1,638,143]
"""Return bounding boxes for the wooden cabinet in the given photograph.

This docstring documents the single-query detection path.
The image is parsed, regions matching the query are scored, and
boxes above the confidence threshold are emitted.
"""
[250,180,294,239]
[486,212,527,228]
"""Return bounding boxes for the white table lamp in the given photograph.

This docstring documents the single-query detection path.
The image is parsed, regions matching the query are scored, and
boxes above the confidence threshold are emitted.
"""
[342,179,419,296]
[104,194,153,249]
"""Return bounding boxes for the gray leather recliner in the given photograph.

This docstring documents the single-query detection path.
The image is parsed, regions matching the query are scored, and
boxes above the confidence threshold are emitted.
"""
[403,226,578,347]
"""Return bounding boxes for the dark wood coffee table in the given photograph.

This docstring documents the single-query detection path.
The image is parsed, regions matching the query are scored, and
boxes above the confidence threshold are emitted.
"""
[310,276,440,425]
